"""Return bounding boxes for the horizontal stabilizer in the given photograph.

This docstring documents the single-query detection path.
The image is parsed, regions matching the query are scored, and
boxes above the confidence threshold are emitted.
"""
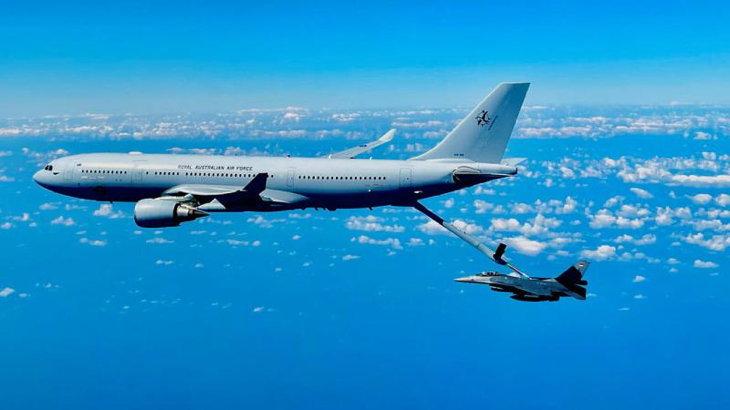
[500,157,526,167]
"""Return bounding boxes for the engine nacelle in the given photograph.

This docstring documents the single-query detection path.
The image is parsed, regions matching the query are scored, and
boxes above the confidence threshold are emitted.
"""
[134,199,208,228]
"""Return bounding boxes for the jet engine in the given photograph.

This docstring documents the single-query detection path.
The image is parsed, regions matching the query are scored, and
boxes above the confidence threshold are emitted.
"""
[134,199,208,228]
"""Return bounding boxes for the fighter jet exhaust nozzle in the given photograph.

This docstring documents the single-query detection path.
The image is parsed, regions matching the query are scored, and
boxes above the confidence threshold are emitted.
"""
[134,198,208,228]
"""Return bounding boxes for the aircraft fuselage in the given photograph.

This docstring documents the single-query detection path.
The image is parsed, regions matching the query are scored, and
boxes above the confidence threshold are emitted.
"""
[33,153,517,212]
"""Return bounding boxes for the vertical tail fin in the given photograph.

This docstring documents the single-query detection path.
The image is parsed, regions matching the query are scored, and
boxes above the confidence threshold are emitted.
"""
[555,261,590,299]
[556,261,590,285]
[412,82,529,163]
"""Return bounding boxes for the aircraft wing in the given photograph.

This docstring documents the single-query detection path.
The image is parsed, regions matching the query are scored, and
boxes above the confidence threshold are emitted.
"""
[489,284,535,297]
[163,173,269,204]
[327,129,395,159]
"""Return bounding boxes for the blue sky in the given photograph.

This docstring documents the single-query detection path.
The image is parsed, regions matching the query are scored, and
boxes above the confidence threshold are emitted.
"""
[2,0,730,116]
[2,2,730,409]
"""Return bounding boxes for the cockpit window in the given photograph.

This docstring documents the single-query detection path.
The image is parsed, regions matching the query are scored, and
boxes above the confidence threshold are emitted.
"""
[44,165,53,171]
[477,271,498,277]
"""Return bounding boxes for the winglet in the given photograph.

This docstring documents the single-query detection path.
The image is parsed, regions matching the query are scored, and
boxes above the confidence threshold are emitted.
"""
[326,129,396,159]
[379,128,396,143]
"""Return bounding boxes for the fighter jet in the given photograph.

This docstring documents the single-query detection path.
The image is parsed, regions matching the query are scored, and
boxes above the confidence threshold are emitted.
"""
[455,259,590,302]
[411,203,592,302]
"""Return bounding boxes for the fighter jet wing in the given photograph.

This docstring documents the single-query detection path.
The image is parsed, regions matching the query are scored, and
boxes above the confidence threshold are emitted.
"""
[326,129,395,159]
[163,173,269,204]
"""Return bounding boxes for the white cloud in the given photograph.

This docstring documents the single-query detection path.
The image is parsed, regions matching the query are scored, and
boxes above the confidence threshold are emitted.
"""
[588,210,616,229]
[474,200,494,214]
[615,217,645,229]
[292,234,301,240]
[417,219,484,236]
[146,237,173,244]
[694,131,714,140]
[655,207,674,226]
[247,215,285,228]
[603,196,624,208]
[345,215,405,233]
[342,254,360,261]
[634,294,646,300]
[635,234,656,245]
[558,197,578,214]
[93,204,124,218]
[629,187,653,199]
[443,198,455,209]
[490,214,561,236]
[715,194,730,207]
[353,235,402,249]
[79,238,107,247]
[11,213,31,222]
[252,306,265,313]
[560,166,575,179]
[473,186,495,195]
[670,174,730,188]
[614,234,656,246]
[693,259,718,269]
[0,222,12,230]
[632,275,647,283]
[51,216,75,226]
[688,193,713,205]
[580,245,616,261]
[616,205,650,218]
[407,238,425,246]
[39,203,58,211]
[684,233,730,251]
[155,259,174,265]
[503,236,547,256]
[0,287,15,297]
[588,208,646,229]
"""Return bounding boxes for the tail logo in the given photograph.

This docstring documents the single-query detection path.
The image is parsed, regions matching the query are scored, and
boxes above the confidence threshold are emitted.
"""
[475,110,492,127]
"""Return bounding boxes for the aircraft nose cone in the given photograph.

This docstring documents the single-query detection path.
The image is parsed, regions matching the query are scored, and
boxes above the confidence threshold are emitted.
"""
[33,169,49,188]
[454,277,472,283]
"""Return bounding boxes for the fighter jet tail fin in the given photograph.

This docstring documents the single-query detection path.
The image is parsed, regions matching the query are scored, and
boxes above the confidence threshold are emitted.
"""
[411,82,529,163]
[556,261,590,285]
[556,261,590,299]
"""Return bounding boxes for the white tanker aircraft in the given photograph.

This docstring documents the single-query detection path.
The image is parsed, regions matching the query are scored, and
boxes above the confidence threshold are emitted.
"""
[34,83,529,228]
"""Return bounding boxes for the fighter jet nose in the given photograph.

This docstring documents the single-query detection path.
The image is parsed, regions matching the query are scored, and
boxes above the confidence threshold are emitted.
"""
[454,277,471,283]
